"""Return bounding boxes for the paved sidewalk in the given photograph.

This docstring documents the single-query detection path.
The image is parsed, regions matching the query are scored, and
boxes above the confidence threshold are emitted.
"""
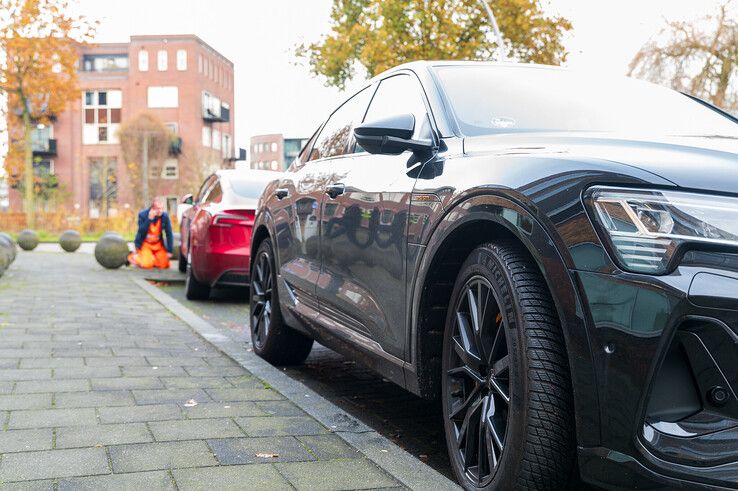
[0,252,404,490]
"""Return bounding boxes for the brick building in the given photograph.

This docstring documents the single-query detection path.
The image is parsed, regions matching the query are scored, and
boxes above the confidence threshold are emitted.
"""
[7,34,235,217]
[250,134,307,171]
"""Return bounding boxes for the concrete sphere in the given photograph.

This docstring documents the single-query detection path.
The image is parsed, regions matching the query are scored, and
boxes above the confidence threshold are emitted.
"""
[17,230,39,251]
[0,233,16,264]
[94,234,130,269]
[59,230,82,253]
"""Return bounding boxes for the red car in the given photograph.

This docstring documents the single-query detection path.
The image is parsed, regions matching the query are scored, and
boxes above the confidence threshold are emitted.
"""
[179,169,277,300]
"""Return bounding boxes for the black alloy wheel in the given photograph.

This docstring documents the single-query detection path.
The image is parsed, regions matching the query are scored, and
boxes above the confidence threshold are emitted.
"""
[442,241,576,490]
[446,276,509,487]
[249,239,313,365]
[250,248,273,350]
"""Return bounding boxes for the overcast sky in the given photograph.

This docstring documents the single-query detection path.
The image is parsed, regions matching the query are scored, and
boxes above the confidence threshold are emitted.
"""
[58,0,738,149]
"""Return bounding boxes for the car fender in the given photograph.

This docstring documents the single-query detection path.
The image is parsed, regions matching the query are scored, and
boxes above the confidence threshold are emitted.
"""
[408,191,601,447]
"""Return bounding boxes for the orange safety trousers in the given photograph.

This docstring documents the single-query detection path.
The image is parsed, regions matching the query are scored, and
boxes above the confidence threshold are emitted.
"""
[128,217,170,269]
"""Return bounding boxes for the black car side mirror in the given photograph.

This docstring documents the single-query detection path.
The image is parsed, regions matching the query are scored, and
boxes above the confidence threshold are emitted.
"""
[354,114,435,155]
[181,193,194,205]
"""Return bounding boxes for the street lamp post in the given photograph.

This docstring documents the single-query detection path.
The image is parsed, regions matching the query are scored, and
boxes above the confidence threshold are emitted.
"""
[477,0,507,61]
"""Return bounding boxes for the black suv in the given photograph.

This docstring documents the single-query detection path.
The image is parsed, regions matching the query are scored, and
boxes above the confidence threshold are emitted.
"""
[249,62,738,490]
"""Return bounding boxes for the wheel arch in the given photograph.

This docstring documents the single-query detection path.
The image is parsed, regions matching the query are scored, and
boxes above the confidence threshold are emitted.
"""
[407,193,601,447]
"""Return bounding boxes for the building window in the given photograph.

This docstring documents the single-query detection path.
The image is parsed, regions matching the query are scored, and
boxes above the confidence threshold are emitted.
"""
[202,126,211,147]
[223,134,231,158]
[89,157,117,218]
[212,129,221,150]
[82,90,122,145]
[271,142,278,152]
[165,123,178,134]
[82,54,128,72]
[138,50,148,71]
[162,159,178,179]
[271,160,279,171]
[198,54,202,74]
[176,49,187,71]
[147,86,178,108]
[157,50,167,71]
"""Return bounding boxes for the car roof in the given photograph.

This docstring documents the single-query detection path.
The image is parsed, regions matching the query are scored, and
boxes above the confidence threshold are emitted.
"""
[214,169,280,182]
[372,60,565,80]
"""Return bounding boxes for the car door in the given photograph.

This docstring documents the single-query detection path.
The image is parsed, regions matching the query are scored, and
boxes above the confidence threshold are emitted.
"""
[316,72,437,360]
[181,174,217,259]
[189,178,223,278]
[272,86,374,328]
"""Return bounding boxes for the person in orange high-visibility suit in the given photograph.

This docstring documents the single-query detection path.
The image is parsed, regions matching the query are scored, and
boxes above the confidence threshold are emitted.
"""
[128,196,173,269]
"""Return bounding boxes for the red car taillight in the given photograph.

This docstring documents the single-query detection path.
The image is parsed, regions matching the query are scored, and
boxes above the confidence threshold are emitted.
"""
[211,210,255,227]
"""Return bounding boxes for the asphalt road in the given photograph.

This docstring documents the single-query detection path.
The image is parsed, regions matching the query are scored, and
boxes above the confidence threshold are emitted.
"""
[153,279,453,480]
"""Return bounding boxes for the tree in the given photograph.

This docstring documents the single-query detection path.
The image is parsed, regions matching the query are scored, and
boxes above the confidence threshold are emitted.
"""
[0,0,96,227]
[299,0,572,89]
[118,112,172,208]
[629,2,738,113]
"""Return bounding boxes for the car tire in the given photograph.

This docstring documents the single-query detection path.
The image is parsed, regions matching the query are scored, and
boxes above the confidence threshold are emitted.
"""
[185,250,210,300]
[441,241,576,490]
[250,239,313,365]
[178,243,187,273]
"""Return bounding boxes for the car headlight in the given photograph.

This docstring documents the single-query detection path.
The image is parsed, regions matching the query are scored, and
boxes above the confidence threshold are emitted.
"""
[586,186,738,274]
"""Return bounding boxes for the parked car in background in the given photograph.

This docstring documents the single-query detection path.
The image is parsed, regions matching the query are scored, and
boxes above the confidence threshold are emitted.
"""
[249,61,738,489]
[179,169,277,300]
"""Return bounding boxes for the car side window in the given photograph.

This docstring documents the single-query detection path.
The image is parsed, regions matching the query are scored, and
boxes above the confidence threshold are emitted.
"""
[364,74,432,140]
[196,175,216,203]
[309,86,372,162]
[207,182,223,203]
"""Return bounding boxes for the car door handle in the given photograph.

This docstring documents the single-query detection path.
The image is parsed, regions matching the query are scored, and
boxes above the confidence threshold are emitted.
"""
[275,188,289,200]
[325,183,345,199]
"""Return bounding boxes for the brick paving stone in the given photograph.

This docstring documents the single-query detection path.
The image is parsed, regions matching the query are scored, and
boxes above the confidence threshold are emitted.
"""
[109,441,218,473]
[236,416,328,437]
[122,366,187,377]
[148,418,244,441]
[0,382,13,395]
[182,401,266,419]
[84,356,150,367]
[145,357,209,367]
[160,377,233,389]
[98,404,182,424]
[297,434,362,460]
[19,358,84,369]
[57,471,175,491]
[53,366,121,379]
[91,376,163,390]
[0,480,54,491]
[208,436,316,464]
[8,408,97,429]
[56,423,153,448]
[0,448,109,482]
[14,379,89,394]
[256,400,308,417]
[0,369,50,381]
[183,366,247,377]
[0,393,52,411]
[131,388,212,405]
[54,390,135,408]
[205,388,284,402]
[172,464,292,491]
[0,359,20,369]
[275,458,399,490]
[0,428,53,453]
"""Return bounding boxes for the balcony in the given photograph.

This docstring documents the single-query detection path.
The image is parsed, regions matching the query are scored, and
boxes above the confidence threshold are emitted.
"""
[202,92,230,123]
[169,137,183,156]
[32,138,57,157]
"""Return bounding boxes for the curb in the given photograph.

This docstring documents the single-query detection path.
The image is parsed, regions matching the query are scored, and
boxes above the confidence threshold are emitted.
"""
[132,276,461,491]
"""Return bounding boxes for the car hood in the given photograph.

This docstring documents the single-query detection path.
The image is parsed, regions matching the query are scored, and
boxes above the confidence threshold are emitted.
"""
[463,132,738,194]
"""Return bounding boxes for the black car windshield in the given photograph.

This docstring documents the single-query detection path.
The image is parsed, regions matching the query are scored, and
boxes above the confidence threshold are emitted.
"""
[229,178,270,199]
[434,65,738,138]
